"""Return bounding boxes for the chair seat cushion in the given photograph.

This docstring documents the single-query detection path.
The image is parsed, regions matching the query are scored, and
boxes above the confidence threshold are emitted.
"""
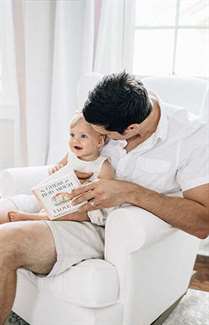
[37,259,119,308]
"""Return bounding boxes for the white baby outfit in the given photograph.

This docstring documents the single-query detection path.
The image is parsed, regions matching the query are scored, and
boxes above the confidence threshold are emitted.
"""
[67,149,111,226]
[68,149,108,180]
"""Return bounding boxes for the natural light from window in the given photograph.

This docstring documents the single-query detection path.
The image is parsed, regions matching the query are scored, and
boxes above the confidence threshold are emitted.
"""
[133,0,209,78]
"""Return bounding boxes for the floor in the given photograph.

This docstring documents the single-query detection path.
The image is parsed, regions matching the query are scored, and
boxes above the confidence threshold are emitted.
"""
[189,255,209,292]
[164,289,209,325]
[5,313,29,325]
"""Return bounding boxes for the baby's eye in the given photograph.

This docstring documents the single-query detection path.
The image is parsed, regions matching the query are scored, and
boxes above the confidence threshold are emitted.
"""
[80,134,88,139]
[70,132,74,138]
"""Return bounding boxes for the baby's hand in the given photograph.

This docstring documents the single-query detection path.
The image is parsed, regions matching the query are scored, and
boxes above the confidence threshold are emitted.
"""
[48,163,64,175]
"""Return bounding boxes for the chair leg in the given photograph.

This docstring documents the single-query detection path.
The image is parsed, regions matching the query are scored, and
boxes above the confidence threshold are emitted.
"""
[151,292,186,325]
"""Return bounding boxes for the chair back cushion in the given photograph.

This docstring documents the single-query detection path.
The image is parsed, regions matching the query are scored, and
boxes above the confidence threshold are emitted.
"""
[142,76,209,119]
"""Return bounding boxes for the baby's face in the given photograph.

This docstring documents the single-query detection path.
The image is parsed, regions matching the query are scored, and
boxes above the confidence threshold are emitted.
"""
[69,119,103,160]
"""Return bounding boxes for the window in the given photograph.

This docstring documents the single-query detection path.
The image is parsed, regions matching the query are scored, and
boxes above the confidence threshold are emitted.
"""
[133,0,209,78]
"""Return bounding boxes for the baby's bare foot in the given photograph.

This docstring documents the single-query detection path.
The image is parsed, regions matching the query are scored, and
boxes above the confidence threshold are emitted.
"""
[0,199,15,223]
[8,211,29,222]
[0,212,10,224]
[8,211,49,222]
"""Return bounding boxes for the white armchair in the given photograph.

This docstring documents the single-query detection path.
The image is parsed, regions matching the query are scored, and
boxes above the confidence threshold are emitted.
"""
[1,75,207,325]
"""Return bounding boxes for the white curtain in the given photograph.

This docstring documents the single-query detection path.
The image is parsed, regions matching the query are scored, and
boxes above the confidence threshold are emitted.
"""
[11,0,96,166]
[10,0,55,166]
[94,0,136,74]
[47,0,136,162]
[0,0,26,167]
[47,0,95,163]
[2,0,135,167]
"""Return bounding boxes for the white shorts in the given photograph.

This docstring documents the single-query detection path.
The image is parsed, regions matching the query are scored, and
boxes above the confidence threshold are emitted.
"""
[45,220,105,277]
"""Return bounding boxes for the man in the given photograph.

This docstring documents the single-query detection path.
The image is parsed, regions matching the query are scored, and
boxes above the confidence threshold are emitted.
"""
[0,72,208,324]
[71,72,209,239]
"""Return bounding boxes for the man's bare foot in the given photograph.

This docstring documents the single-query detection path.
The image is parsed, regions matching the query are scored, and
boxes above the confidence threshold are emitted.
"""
[8,211,50,222]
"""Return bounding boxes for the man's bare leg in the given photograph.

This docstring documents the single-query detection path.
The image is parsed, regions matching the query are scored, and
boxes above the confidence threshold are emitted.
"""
[8,210,49,222]
[0,221,56,325]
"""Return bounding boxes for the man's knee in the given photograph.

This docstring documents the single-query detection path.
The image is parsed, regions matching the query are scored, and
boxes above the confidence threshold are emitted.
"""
[0,221,57,275]
[0,223,27,269]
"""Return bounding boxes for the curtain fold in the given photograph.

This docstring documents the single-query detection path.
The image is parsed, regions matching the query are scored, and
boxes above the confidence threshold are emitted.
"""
[94,0,136,74]
[24,0,55,166]
[12,0,96,165]
[13,0,28,166]
[12,0,55,166]
[0,0,27,166]
[47,0,95,163]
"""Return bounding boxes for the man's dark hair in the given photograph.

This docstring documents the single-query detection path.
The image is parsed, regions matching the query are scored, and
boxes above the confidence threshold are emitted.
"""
[82,72,152,134]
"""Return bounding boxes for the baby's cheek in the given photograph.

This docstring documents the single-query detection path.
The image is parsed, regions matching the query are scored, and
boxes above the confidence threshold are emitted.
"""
[68,140,73,148]
[85,139,93,147]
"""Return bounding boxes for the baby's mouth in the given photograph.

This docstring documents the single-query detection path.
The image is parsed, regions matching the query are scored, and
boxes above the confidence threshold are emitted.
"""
[74,145,83,150]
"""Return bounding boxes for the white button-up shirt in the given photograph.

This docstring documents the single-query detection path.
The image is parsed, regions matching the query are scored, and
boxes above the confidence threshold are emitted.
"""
[102,102,209,196]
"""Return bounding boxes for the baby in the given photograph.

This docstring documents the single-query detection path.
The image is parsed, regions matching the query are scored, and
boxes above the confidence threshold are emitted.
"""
[0,113,114,225]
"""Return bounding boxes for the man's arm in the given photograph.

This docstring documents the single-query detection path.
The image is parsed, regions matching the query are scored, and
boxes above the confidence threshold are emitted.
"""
[71,179,209,239]
[98,160,115,179]
[129,183,209,239]
[57,210,90,222]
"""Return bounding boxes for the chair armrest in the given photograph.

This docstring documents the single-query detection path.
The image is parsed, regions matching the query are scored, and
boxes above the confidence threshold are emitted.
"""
[105,206,175,291]
[105,206,200,311]
[0,166,50,196]
[105,206,174,264]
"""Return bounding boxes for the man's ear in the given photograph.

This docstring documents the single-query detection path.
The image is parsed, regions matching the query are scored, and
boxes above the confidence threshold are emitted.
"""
[103,135,109,144]
[123,124,139,136]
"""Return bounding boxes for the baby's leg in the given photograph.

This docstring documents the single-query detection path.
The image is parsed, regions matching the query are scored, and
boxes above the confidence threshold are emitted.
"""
[0,198,17,224]
[8,210,50,222]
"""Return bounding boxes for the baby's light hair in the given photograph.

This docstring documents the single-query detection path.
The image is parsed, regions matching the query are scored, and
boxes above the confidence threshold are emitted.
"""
[68,111,106,151]
[69,112,84,128]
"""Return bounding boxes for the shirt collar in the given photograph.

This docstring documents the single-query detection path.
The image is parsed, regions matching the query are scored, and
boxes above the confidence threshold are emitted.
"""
[154,101,168,142]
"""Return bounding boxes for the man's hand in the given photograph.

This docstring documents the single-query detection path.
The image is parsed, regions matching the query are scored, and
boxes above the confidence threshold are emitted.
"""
[70,179,137,212]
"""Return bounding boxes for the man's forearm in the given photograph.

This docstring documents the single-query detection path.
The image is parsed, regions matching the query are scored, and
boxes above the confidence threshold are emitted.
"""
[57,211,90,222]
[126,183,209,239]
[69,178,209,238]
